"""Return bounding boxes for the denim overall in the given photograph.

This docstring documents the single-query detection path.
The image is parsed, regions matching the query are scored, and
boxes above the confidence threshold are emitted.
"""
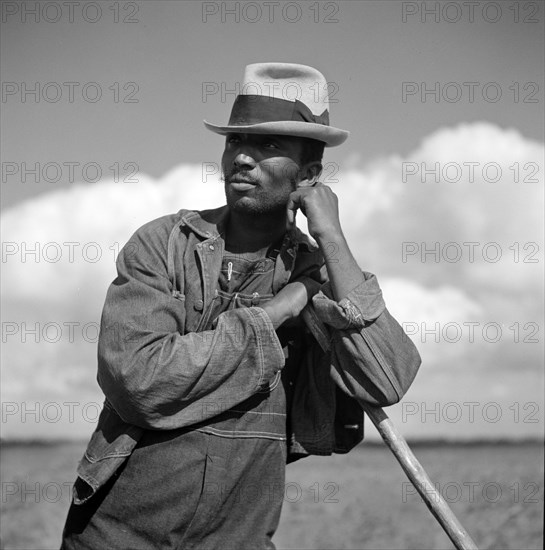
[61,207,422,550]
[63,250,300,550]
[62,206,420,550]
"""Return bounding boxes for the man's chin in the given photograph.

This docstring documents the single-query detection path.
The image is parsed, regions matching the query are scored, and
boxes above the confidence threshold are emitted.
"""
[229,199,266,216]
[226,193,255,211]
[226,194,285,217]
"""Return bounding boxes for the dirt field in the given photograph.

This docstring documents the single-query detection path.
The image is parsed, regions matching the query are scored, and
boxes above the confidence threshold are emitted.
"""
[1,440,543,549]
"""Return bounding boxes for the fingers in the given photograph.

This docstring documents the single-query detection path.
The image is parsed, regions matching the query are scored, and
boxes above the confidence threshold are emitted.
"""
[297,178,321,189]
[286,191,302,226]
[287,181,333,236]
[286,183,316,224]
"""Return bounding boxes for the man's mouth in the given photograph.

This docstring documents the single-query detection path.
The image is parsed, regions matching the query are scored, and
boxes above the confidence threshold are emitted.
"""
[229,180,256,192]
[227,175,257,191]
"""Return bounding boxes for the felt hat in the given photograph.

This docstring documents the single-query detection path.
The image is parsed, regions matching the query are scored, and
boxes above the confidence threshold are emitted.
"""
[203,62,349,147]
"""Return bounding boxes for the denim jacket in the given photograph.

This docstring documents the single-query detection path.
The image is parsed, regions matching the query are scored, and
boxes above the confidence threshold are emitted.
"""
[73,206,421,504]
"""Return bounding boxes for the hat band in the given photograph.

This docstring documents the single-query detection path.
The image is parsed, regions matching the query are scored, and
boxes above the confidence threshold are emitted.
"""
[228,95,329,127]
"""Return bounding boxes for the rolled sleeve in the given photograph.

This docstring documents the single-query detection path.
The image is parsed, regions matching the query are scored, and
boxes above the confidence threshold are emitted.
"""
[229,306,286,389]
[97,223,287,430]
[311,271,386,329]
[303,269,421,408]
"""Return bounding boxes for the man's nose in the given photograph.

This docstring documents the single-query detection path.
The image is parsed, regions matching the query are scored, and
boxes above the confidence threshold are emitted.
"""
[233,153,256,170]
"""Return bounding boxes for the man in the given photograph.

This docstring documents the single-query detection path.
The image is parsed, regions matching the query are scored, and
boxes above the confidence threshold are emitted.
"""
[61,62,421,549]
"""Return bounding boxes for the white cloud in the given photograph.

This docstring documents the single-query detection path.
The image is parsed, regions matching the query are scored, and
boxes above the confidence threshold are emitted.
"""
[1,122,543,439]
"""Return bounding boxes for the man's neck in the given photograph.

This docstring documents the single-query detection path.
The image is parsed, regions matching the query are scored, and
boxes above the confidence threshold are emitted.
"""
[224,209,287,256]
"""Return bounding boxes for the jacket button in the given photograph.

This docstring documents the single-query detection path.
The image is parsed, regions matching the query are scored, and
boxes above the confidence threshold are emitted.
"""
[209,244,215,250]
[194,300,204,311]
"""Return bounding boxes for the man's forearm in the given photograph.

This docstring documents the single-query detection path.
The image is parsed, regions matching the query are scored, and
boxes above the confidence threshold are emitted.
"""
[261,303,289,329]
[316,230,366,303]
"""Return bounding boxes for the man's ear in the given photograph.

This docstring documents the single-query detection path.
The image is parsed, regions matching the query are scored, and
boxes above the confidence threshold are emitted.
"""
[298,161,323,188]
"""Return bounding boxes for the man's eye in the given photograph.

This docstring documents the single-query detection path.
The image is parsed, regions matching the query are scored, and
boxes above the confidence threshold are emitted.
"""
[264,142,278,149]
[227,136,240,144]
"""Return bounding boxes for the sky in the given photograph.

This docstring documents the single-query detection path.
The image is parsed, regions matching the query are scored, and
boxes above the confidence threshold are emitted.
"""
[1,1,544,442]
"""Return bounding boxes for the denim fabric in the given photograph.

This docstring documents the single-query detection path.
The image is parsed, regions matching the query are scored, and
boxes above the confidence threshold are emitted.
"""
[63,252,291,549]
[66,205,421,509]
[194,253,287,443]
[62,429,285,549]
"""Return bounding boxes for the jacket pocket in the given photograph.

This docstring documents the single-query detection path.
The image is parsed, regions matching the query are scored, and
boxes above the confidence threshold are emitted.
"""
[74,401,143,505]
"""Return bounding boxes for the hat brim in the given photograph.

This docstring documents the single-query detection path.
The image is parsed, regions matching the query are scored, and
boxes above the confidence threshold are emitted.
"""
[203,120,349,147]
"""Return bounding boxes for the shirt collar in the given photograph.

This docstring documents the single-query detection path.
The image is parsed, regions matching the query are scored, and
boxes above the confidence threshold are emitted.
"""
[179,206,319,253]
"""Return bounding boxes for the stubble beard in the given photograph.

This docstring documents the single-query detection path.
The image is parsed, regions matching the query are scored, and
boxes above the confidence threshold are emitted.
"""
[225,188,288,218]
[223,173,297,218]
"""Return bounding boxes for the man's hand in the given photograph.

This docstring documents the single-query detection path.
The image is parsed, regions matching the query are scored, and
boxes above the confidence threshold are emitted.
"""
[261,277,322,329]
[288,181,367,303]
[286,181,342,241]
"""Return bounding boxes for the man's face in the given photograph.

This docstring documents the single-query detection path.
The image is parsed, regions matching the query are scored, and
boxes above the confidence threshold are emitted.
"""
[222,133,307,216]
